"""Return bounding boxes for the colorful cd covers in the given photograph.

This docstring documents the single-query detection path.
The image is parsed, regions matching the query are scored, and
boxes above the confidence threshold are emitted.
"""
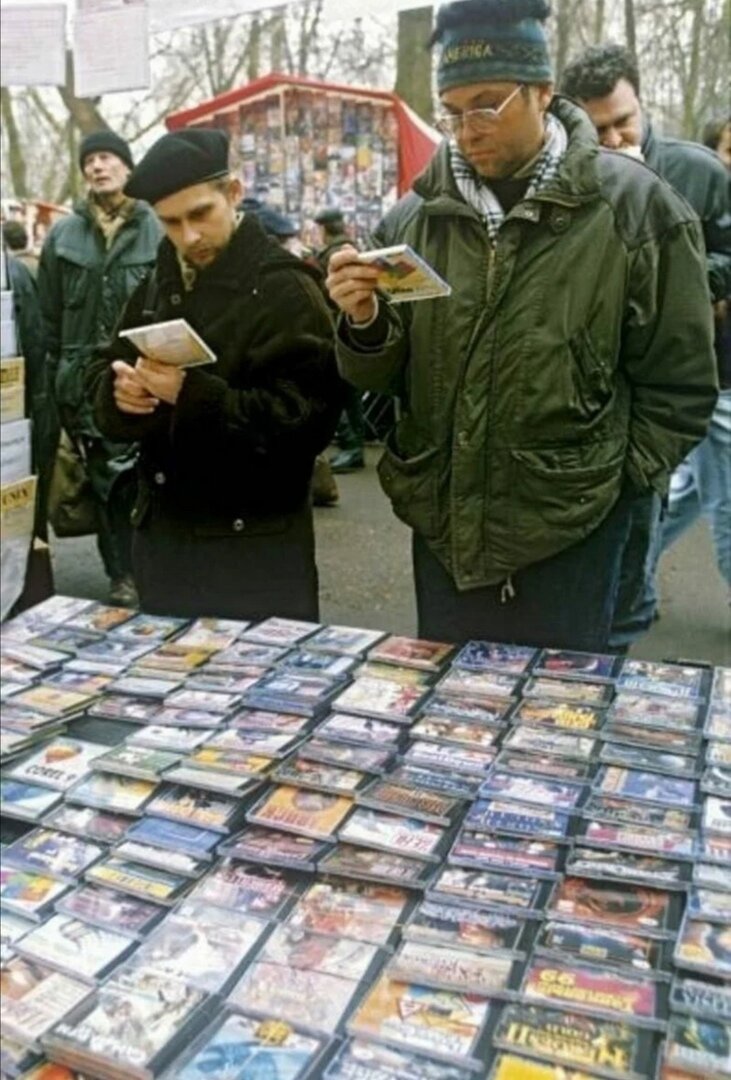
[0,596,728,1079]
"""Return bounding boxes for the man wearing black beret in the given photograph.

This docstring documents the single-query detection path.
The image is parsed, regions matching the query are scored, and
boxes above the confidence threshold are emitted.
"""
[38,129,161,608]
[85,128,343,620]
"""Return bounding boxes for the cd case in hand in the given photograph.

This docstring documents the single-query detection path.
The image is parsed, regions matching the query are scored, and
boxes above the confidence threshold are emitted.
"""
[119,319,216,368]
[357,245,451,303]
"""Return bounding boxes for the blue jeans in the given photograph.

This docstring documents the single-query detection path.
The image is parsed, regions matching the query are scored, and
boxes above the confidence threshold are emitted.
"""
[412,490,633,651]
[646,390,731,605]
[608,490,662,649]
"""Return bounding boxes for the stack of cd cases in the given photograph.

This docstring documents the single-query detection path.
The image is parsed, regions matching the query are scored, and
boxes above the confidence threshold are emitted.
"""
[0,598,729,1079]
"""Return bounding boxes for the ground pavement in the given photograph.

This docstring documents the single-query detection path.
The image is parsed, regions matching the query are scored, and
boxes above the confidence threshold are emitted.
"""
[51,446,730,666]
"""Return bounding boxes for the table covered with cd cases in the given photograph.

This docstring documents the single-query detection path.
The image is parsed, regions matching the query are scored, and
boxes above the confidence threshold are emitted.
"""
[0,596,729,1080]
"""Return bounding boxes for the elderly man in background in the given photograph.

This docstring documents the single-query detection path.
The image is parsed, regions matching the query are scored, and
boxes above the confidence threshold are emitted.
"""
[38,130,161,606]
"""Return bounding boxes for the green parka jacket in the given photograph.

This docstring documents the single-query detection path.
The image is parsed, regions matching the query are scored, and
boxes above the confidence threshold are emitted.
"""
[336,97,718,591]
[38,198,161,435]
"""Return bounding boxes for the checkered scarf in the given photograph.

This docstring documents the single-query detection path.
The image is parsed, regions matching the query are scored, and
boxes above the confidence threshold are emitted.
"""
[450,113,568,247]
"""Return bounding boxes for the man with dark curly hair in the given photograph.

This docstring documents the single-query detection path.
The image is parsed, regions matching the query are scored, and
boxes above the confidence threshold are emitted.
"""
[703,117,731,171]
[562,43,731,636]
[325,0,717,650]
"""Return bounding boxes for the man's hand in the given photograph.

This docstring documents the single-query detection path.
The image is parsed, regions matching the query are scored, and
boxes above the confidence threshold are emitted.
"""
[134,357,186,405]
[112,360,159,415]
[326,245,381,324]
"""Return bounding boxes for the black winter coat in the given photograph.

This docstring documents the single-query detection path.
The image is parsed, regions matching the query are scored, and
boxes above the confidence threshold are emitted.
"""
[87,215,344,525]
[7,256,54,538]
[38,199,161,434]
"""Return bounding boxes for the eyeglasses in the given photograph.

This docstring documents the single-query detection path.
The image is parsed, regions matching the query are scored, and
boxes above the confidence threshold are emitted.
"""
[435,84,525,137]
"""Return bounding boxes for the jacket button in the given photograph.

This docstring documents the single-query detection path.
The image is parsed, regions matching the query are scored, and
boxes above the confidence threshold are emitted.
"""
[232,518,245,532]
[457,431,468,448]
[154,471,166,485]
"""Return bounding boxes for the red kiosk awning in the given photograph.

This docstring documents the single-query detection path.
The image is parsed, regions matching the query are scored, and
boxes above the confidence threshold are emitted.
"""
[166,72,440,196]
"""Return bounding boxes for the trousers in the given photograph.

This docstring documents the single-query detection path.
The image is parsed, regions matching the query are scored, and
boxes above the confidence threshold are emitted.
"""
[413,489,634,651]
[81,437,136,582]
[612,390,731,646]
[647,389,731,602]
[608,490,661,649]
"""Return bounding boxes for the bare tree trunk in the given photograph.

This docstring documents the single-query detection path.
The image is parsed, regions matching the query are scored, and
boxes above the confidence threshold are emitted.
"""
[681,0,704,138]
[624,0,637,57]
[296,0,323,78]
[1,89,28,198]
[554,0,572,81]
[57,50,109,136]
[394,6,433,123]
[593,0,606,43]
[66,118,82,202]
[270,12,286,72]
[248,15,261,82]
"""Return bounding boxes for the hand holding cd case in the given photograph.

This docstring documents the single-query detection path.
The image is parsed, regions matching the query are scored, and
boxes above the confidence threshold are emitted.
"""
[118,318,216,368]
[357,245,451,303]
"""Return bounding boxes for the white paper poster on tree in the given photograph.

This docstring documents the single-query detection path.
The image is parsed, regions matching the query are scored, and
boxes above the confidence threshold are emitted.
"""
[0,4,67,87]
[74,0,150,98]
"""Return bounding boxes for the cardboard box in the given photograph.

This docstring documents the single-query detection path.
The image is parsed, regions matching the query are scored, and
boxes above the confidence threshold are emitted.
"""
[0,418,32,483]
[1,318,18,359]
[0,356,25,424]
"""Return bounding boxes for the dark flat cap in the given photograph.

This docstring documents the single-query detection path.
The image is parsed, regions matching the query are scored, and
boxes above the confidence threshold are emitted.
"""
[125,128,230,204]
[314,207,345,226]
[254,206,298,238]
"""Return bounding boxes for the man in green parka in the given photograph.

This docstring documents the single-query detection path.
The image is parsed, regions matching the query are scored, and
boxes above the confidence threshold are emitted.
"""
[326,0,717,651]
[38,131,161,606]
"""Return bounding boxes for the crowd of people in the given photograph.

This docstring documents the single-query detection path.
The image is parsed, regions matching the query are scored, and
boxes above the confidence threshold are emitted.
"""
[2,0,729,653]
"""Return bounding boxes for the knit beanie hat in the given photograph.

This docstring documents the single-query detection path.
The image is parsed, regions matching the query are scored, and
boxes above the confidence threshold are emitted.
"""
[431,0,553,93]
[79,131,134,171]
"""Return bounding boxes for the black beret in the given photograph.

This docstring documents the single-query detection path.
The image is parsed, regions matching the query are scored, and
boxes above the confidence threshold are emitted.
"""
[314,207,345,226]
[79,131,134,171]
[125,128,230,204]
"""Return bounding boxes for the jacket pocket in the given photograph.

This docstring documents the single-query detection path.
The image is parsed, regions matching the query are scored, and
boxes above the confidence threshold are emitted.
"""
[568,328,612,418]
[61,265,91,311]
[377,430,439,538]
[510,445,624,530]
